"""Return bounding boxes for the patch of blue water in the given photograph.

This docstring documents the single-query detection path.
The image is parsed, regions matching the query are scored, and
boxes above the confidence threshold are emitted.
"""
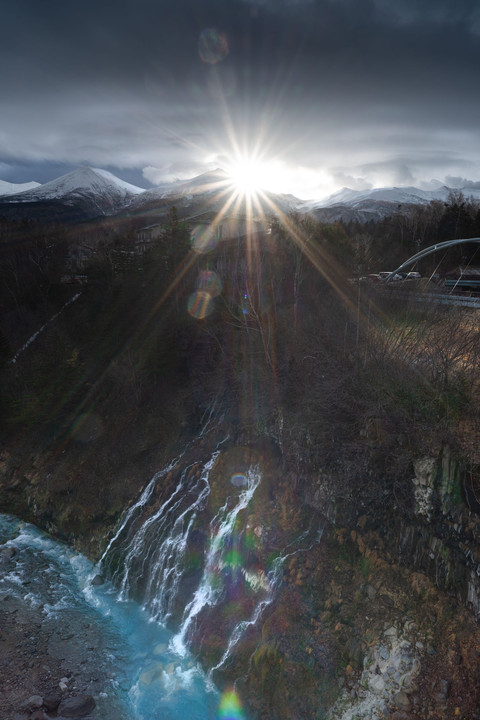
[84,585,219,720]
[0,514,219,720]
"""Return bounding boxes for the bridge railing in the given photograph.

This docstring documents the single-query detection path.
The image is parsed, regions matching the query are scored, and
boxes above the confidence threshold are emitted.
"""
[384,237,480,283]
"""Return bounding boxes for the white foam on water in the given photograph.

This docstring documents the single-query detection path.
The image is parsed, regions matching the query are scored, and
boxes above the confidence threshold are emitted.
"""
[0,512,218,720]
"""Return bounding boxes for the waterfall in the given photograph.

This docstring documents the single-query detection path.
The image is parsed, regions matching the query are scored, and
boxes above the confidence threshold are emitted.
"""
[170,464,261,657]
[208,554,283,678]
[101,451,219,622]
[100,445,279,676]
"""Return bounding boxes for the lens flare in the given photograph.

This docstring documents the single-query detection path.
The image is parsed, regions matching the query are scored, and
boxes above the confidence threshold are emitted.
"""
[191,224,220,254]
[187,290,215,320]
[231,472,247,487]
[224,549,242,569]
[197,270,223,298]
[227,159,265,195]
[217,688,245,720]
[199,28,229,64]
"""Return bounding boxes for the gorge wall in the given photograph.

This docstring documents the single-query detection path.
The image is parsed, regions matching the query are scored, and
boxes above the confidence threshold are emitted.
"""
[2,413,480,720]
[2,221,480,718]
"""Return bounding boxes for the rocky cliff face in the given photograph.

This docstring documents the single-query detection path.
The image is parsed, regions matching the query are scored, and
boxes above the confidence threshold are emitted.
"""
[1,413,480,720]
[271,442,480,720]
[2,215,480,718]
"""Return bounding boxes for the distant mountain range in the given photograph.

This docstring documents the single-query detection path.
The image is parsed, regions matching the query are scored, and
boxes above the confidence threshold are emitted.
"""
[300,184,480,223]
[1,166,479,224]
[0,167,298,223]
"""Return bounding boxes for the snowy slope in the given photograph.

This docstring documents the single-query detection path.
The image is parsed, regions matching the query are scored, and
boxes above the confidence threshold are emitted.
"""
[131,168,300,219]
[0,167,146,219]
[298,184,480,222]
[3,164,480,225]
[9,167,145,203]
[131,170,228,206]
[0,179,41,196]
[303,184,480,212]
[176,169,230,194]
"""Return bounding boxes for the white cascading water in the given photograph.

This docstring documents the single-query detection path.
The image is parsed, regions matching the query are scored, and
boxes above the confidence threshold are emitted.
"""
[100,446,280,684]
[101,451,220,622]
[1,426,322,719]
[170,464,262,657]
[208,554,283,678]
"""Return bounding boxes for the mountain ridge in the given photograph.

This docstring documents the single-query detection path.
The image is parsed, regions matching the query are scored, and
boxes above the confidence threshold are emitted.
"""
[0,179,41,196]
[2,165,480,223]
[2,167,145,202]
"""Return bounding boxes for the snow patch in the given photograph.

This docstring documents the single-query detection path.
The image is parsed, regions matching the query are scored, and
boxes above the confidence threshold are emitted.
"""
[5,166,145,203]
[0,179,40,196]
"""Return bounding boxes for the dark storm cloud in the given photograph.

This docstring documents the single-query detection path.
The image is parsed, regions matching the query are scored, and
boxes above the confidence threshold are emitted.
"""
[1,0,480,195]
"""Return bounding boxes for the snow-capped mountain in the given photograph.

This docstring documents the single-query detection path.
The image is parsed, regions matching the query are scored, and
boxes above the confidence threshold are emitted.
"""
[2,164,480,225]
[129,169,229,208]
[129,167,299,217]
[176,168,230,194]
[0,167,146,221]
[300,184,480,223]
[307,184,480,209]
[8,167,144,204]
[0,179,41,196]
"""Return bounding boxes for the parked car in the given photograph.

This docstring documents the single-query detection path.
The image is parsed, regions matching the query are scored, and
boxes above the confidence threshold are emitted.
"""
[378,271,402,281]
[349,273,382,284]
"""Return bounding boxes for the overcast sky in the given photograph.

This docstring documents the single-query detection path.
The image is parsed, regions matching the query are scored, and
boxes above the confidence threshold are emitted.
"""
[2,0,480,199]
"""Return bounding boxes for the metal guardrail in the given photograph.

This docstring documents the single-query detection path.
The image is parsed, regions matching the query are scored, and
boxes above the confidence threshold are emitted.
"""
[386,289,480,308]
[417,293,480,308]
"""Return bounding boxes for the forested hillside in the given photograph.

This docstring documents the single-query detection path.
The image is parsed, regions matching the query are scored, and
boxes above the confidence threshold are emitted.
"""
[2,197,480,719]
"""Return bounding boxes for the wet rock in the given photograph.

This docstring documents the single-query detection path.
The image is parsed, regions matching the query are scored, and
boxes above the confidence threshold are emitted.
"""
[378,645,390,661]
[393,690,410,711]
[0,546,16,561]
[21,695,43,711]
[90,575,104,587]
[57,694,96,717]
[433,678,450,704]
[30,710,49,720]
[369,675,385,694]
[43,694,62,712]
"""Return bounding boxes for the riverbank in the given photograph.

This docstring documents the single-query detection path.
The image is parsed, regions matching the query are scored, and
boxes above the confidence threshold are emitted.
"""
[0,518,129,720]
[0,513,222,720]
[0,575,106,720]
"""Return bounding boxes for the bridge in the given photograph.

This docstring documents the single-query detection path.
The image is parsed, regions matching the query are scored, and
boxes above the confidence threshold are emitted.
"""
[384,237,480,282]
[383,237,480,309]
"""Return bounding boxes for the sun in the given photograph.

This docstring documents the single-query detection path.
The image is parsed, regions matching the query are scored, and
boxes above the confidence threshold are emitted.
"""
[227,159,265,195]
[225,157,284,197]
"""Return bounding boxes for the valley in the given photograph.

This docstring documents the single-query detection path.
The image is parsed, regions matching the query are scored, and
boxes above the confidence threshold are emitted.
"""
[1,168,480,719]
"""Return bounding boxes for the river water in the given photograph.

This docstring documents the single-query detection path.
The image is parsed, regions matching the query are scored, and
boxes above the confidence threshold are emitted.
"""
[0,431,289,720]
[0,513,219,720]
